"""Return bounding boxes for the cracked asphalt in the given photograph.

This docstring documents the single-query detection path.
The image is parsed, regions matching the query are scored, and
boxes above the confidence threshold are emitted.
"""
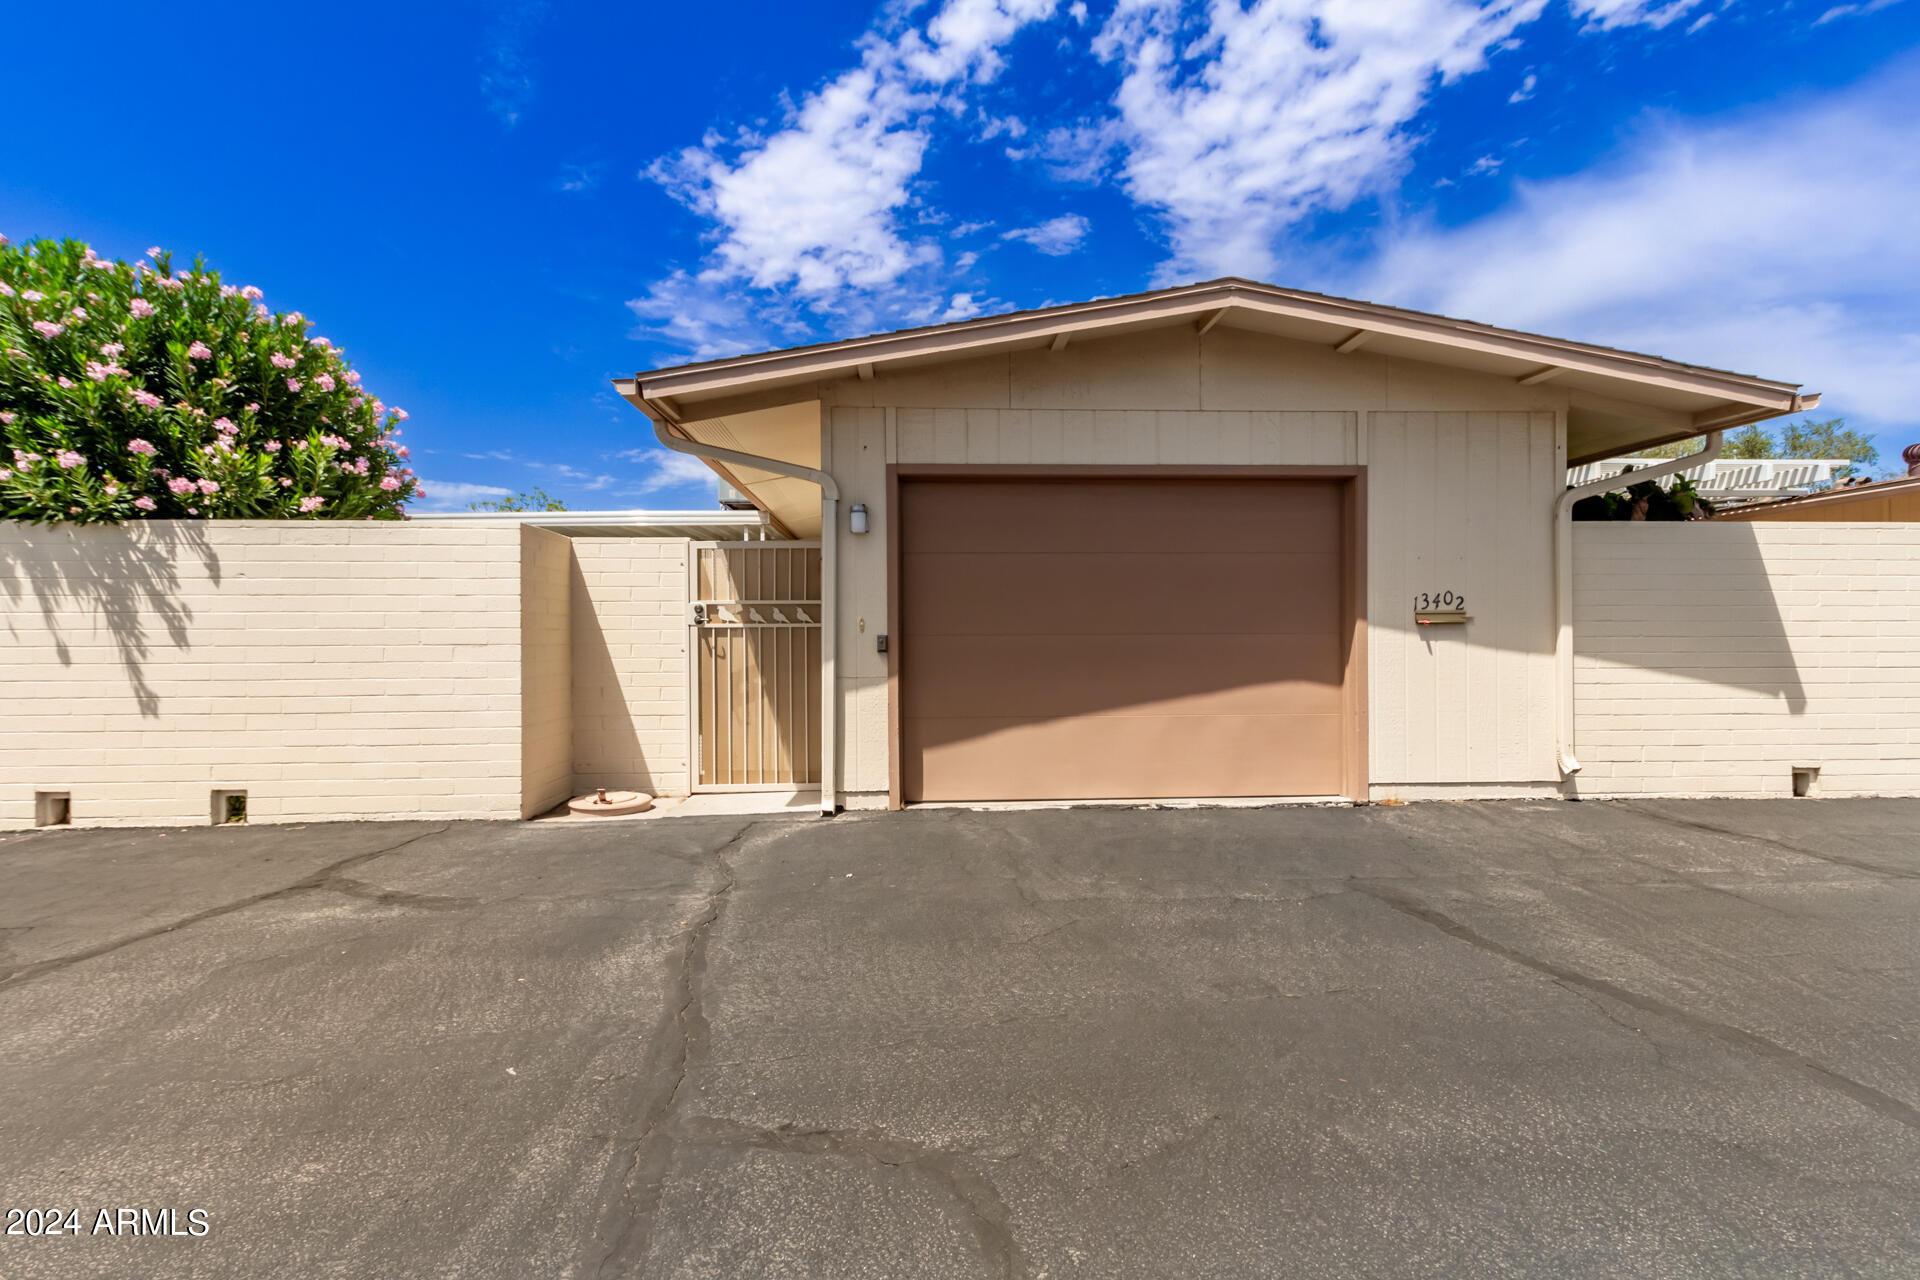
[1,799,1917,1278]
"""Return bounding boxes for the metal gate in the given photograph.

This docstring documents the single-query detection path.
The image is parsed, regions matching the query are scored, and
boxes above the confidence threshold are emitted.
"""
[688,542,822,791]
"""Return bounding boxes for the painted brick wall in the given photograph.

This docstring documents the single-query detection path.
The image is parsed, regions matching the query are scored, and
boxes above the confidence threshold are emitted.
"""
[519,526,573,817]
[0,520,529,828]
[1574,523,1920,797]
[570,538,691,798]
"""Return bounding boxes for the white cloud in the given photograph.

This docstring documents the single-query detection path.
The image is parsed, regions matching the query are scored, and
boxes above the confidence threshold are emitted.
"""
[1508,72,1538,103]
[410,480,512,511]
[1079,0,1721,283]
[942,291,986,320]
[1566,0,1712,29]
[649,0,1058,299]
[1353,63,1920,428]
[609,448,725,495]
[1814,0,1905,23]
[1464,154,1503,176]
[1000,212,1090,254]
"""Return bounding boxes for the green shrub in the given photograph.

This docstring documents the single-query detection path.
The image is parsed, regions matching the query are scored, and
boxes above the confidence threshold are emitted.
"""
[0,237,418,522]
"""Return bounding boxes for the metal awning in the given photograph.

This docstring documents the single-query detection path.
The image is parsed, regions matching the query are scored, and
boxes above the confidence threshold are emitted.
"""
[410,508,778,540]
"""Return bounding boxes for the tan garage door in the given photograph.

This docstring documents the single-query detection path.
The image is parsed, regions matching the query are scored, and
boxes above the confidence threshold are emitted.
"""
[899,477,1353,803]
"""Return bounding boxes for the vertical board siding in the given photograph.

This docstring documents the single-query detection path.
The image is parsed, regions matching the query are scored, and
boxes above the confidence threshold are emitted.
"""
[1367,411,1557,785]
[841,404,1559,795]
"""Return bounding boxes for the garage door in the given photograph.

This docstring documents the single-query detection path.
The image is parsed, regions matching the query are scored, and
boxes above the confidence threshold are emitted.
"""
[899,477,1353,802]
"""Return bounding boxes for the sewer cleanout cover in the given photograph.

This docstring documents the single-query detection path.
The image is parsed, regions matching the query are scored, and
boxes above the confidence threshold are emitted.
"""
[566,789,654,817]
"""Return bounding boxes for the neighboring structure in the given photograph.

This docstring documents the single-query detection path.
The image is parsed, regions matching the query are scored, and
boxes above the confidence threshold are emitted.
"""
[1714,474,1920,523]
[1566,455,1848,501]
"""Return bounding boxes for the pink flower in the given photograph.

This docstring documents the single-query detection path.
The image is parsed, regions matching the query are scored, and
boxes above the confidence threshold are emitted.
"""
[56,376,74,389]
[279,477,292,486]
[128,439,157,455]
[298,495,325,513]
[70,307,88,321]
[253,304,270,321]
[134,496,157,511]
[309,336,331,350]
[244,402,259,413]
[175,269,191,280]
[104,480,120,495]
[145,246,162,259]
[264,440,282,452]
[349,396,363,408]
[389,407,409,421]
[380,475,402,491]
[0,468,10,480]
[286,377,301,392]
[99,342,123,358]
[315,372,335,391]
[167,477,195,495]
[85,361,112,381]
[129,298,155,318]
[0,412,14,425]
[55,450,85,469]
[214,417,236,434]
[219,285,238,299]
[186,341,211,359]
[197,479,219,495]
[0,283,11,297]
[132,389,162,408]
[32,320,64,338]
[270,353,296,368]
[159,277,183,291]
[240,285,263,300]
[345,370,362,386]
[412,482,426,495]
[396,446,411,459]
[22,289,44,302]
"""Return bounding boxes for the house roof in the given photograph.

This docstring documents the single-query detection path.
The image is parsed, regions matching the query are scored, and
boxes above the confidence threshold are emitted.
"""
[627,278,1819,466]
[1713,474,1920,521]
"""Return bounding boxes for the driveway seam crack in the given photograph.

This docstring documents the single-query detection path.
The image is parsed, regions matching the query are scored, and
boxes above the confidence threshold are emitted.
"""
[1350,878,1920,1134]
[0,824,452,991]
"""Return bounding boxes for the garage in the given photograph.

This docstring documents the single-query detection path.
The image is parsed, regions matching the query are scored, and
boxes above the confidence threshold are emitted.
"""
[895,470,1363,803]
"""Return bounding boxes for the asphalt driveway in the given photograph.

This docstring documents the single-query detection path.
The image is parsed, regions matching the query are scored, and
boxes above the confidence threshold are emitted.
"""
[1,799,1916,1278]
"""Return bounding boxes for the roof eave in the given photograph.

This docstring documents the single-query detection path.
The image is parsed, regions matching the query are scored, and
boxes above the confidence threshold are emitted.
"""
[632,279,1810,414]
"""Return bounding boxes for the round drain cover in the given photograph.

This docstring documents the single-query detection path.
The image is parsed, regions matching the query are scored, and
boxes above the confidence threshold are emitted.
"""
[567,789,653,817]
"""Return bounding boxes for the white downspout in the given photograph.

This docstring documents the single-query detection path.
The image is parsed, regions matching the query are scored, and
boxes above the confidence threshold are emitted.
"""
[1553,430,1723,783]
[613,380,841,816]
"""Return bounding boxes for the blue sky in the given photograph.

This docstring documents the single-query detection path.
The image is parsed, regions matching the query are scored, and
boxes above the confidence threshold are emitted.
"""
[5,0,1916,509]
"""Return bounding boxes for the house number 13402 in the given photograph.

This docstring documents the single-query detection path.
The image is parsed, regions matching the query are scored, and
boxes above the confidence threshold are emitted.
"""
[1413,591,1466,611]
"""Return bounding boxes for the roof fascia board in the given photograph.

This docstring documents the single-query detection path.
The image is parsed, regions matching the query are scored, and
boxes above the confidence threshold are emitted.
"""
[636,281,1807,411]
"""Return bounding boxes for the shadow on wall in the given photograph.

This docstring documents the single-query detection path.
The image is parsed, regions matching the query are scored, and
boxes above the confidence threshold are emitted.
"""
[569,551,650,795]
[1575,522,1807,713]
[0,520,218,717]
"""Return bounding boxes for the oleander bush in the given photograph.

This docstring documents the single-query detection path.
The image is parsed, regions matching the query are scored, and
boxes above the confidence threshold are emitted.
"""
[0,237,418,522]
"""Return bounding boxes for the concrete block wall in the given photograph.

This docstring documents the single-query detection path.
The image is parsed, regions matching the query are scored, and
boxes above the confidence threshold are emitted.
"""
[1574,523,1920,797]
[0,520,530,828]
[519,527,574,818]
[570,538,692,798]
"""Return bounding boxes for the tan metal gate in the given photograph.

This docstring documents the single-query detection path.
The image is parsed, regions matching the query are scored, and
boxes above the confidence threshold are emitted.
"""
[688,542,822,791]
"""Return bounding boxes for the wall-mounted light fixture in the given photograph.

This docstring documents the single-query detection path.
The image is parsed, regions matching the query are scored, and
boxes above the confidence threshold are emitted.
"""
[849,503,869,534]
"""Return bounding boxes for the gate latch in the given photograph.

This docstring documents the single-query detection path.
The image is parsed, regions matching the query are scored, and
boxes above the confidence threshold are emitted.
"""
[689,602,708,625]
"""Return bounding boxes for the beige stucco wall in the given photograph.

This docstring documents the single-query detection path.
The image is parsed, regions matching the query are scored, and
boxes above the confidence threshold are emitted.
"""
[519,526,573,817]
[818,326,1571,801]
[1574,523,1920,797]
[569,538,692,798]
[0,521,531,828]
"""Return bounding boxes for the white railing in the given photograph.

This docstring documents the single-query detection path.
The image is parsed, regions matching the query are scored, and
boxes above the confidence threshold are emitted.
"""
[1567,457,1849,499]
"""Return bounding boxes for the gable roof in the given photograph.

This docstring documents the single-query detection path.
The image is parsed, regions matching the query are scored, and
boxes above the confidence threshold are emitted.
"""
[627,278,1819,465]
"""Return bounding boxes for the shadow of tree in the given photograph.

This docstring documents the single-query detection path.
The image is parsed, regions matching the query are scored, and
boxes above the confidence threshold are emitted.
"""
[0,520,220,717]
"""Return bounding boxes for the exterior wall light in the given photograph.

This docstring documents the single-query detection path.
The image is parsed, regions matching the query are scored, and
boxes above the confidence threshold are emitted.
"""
[849,503,870,534]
